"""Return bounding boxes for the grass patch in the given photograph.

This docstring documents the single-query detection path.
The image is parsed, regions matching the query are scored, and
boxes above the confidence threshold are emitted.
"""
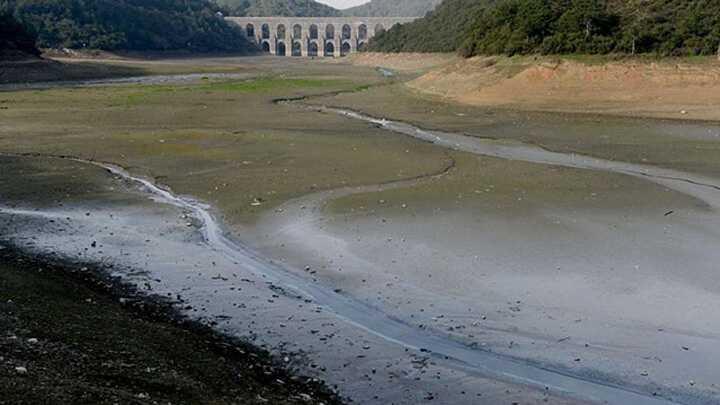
[196,77,349,93]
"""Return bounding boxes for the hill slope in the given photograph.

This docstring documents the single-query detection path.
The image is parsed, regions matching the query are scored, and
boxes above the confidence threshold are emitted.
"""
[1,0,253,52]
[217,0,340,16]
[0,11,40,60]
[368,0,490,53]
[369,0,720,57]
[343,0,442,17]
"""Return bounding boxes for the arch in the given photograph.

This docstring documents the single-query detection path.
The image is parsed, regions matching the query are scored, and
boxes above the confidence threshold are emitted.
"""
[292,41,302,56]
[293,24,302,39]
[324,41,335,57]
[277,24,286,40]
[358,41,368,51]
[309,24,319,40]
[342,24,352,40]
[246,24,255,38]
[262,24,270,39]
[358,24,368,40]
[341,41,351,56]
[276,41,286,56]
[261,41,270,53]
[325,24,335,40]
[308,41,319,57]
[374,24,385,36]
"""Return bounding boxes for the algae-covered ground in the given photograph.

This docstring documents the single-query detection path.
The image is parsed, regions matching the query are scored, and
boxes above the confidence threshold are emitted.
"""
[0,62,449,225]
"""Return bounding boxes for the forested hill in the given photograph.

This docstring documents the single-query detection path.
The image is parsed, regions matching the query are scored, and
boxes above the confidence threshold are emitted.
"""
[370,0,720,57]
[343,0,443,17]
[1,11,40,59]
[368,0,488,53]
[216,0,340,16]
[0,0,253,52]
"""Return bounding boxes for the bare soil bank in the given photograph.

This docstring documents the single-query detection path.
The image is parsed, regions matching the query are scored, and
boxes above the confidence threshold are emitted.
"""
[0,57,143,84]
[0,245,341,405]
[353,53,720,121]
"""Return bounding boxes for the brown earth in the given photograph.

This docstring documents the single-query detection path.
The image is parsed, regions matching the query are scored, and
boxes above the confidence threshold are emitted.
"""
[352,53,720,121]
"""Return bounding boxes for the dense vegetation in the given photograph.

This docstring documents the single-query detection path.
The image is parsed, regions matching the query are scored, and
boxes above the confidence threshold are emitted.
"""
[370,0,720,57]
[343,0,442,17]
[368,0,489,53]
[1,0,254,52]
[0,10,40,58]
[217,0,340,16]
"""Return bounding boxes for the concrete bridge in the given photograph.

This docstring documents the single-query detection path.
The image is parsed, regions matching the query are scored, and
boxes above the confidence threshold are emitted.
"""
[226,17,416,57]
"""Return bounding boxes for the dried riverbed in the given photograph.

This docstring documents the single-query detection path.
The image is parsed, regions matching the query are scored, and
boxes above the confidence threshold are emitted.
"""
[2,57,720,404]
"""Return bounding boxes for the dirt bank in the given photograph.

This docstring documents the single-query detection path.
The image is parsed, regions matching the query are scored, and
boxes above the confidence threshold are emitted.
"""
[354,53,720,121]
[0,246,341,405]
[0,57,143,84]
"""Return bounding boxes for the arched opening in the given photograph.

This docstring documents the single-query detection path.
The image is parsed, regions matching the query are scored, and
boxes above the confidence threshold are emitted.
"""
[261,41,270,53]
[308,42,319,57]
[246,24,255,38]
[277,24,286,40]
[358,24,367,40]
[324,42,335,57]
[262,24,270,39]
[276,41,286,56]
[309,24,319,40]
[374,24,385,36]
[342,24,352,40]
[325,24,335,40]
[341,41,351,56]
[293,24,302,39]
[358,41,367,51]
[292,41,302,56]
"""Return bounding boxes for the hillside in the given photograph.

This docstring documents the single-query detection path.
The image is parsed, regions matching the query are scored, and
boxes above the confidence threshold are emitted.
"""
[368,0,489,53]
[0,11,40,60]
[1,0,253,52]
[217,0,340,16]
[343,0,442,17]
[369,0,720,57]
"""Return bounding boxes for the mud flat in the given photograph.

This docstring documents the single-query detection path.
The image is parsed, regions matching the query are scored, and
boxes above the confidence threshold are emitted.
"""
[2,57,720,404]
[250,102,720,403]
[1,154,596,405]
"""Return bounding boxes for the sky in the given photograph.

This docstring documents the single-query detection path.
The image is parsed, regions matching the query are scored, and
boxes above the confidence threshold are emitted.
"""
[316,0,370,9]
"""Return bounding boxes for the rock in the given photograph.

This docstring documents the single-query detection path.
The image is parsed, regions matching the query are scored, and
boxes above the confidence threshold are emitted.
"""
[15,366,27,375]
[26,338,38,344]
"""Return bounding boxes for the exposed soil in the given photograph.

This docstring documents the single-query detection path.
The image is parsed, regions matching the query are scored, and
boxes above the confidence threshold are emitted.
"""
[0,245,341,405]
[0,58,143,84]
[352,53,720,121]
